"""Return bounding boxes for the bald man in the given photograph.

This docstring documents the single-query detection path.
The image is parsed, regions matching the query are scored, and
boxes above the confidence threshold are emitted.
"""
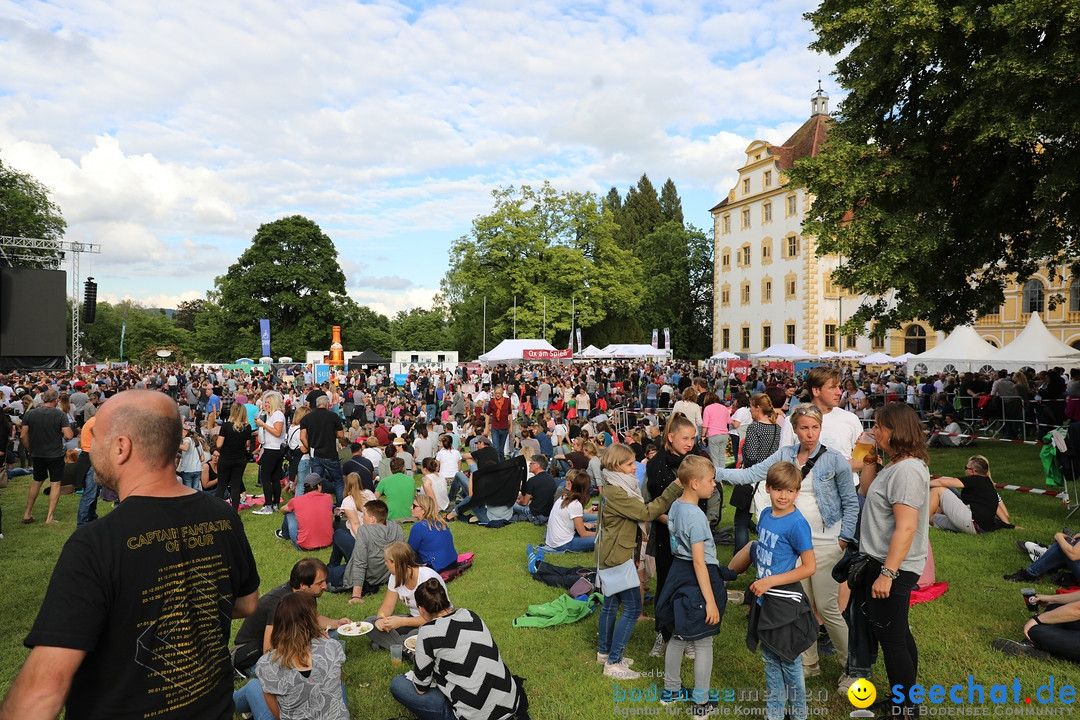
[1,391,260,720]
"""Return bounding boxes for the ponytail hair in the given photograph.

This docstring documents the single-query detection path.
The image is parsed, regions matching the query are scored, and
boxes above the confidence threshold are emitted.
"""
[749,393,777,422]
[661,412,695,452]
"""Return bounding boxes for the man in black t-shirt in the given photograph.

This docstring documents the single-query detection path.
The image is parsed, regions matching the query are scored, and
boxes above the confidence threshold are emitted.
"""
[928,455,1011,534]
[20,388,74,524]
[342,441,376,492]
[513,455,557,522]
[1,391,260,720]
[299,395,345,502]
[231,558,350,675]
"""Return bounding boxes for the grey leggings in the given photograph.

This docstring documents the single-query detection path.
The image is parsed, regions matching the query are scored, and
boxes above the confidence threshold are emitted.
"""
[664,636,714,703]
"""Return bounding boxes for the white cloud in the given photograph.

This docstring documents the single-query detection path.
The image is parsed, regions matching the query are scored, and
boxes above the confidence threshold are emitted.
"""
[351,287,441,319]
[1,0,838,311]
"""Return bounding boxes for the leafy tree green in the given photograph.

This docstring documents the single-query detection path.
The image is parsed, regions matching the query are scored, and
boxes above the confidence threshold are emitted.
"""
[659,178,684,226]
[636,222,714,358]
[389,307,452,351]
[0,158,66,244]
[81,300,193,362]
[173,299,207,332]
[792,0,1080,331]
[441,183,641,359]
[338,301,393,359]
[206,216,349,359]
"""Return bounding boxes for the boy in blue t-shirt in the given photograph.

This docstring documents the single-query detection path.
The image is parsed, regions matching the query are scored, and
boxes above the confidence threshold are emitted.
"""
[729,461,816,720]
[658,455,725,715]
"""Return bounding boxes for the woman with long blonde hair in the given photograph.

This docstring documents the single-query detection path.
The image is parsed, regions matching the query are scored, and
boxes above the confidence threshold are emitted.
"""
[215,402,252,510]
[233,591,349,720]
[408,494,459,572]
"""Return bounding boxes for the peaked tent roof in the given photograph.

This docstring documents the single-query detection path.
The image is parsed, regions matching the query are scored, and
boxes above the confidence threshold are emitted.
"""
[905,326,997,374]
[477,338,558,363]
[751,343,817,360]
[602,344,671,358]
[981,314,1080,371]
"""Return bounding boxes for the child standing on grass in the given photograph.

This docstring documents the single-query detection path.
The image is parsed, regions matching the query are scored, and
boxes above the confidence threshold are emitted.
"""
[729,461,817,720]
[655,455,727,716]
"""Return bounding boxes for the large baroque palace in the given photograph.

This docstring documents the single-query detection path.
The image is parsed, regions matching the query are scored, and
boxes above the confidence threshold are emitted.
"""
[711,87,1080,358]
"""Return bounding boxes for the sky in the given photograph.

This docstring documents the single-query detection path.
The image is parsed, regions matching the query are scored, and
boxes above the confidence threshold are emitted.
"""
[0,0,839,319]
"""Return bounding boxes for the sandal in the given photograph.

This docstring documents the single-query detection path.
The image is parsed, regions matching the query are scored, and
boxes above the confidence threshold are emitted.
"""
[443,513,456,522]
[22,516,34,524]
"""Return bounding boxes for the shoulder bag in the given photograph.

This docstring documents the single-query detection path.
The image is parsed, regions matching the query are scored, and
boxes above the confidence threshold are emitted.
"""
[593,496,640,596]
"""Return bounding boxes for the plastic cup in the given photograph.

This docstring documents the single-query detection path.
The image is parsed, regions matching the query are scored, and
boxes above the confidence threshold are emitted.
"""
[852,431,875,462]
[390,644,403,666]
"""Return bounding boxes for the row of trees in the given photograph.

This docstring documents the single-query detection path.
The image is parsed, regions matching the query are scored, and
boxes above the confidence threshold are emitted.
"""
[439,176,714,359]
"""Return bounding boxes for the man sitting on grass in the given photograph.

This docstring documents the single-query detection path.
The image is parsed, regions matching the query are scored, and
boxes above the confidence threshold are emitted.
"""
[331,499,405,603]
[993,589,1080,664]
[277,473,333,550]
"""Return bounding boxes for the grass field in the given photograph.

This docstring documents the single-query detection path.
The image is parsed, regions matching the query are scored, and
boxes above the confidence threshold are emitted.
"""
[1,439,1078,718]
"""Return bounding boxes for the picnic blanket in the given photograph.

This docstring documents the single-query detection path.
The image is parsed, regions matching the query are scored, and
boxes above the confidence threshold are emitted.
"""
[439,552,474,583]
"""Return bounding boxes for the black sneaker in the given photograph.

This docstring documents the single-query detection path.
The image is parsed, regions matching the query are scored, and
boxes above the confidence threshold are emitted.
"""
[1003,568,1038,583]
[992,638,1052,661]
[691,701,719,716]
[275,529,287,540]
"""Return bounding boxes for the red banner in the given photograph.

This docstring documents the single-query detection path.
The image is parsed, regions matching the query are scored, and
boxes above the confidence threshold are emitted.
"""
[523,348,573,360]
[727,360,751,380]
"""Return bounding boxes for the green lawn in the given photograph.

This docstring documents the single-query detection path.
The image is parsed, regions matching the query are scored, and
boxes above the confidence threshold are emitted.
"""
[1,440,1077,717]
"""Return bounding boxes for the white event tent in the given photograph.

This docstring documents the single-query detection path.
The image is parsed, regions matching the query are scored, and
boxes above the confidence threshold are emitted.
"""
[751,343,817,360]
[578,344,610,359]
[477,338,559,363]
[602,344,671,359]
[980,314,1080,371]
[905,326,997,374]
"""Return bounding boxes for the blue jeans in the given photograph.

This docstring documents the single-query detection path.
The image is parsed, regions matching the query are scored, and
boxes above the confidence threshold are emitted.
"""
[543,535,595,553]
[233,678,275,720]
[449,472,469,502]
[329,528,355,567]
[597,585,642,664]
[512,504,538,522]
[390,674,455,720]
[452,496,488,524]
[295,455,311,494]
[77,466,99,527]
[491,427,508,462]
[179,470,201,490]
[309,456,344,504]
[762,648,806,720]
[1027,538,1080,579]
[281,513,302,550]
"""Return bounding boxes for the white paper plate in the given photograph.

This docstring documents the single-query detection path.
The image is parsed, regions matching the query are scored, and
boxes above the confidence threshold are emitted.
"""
[338,621,373,637]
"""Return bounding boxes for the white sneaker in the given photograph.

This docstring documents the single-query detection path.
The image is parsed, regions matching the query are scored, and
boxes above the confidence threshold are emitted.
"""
[684,643,695,660]
[1024,542,1047,563]
[596,652,634,666]
[252,506,274,515]
[838,674,864,692]
[649,632,666,657]
[603,661,641,680]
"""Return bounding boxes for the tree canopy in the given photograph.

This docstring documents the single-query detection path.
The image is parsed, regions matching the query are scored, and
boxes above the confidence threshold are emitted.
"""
[792,0,1080,331]
[440,183,640,358]
[1,157,67,269]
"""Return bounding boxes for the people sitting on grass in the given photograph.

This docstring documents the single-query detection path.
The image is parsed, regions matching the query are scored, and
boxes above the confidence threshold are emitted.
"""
[232,558,351,678]
[233,591,350,720]
[928,455,1013,534]
[408,494,459,573]
[926,410,963,447]
[419,456,450,512]
[376,457,415,521]
[277,474,333,551]
[993,589,1080,664]
[327,472,377,572]
[364,542,450,651]
[1005,530,1080,584]
[389,578,524,720]
[512,454,557,523]
[329,499,404,600]
[537,469,596,554]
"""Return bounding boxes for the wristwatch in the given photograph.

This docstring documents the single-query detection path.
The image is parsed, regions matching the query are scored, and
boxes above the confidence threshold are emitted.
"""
[880,566,899,580]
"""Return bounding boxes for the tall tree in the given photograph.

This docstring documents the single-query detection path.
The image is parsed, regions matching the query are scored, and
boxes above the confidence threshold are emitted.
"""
[441,183,641,359]
[635,222,713,358]
[1,157,66,267]
[792,0,1080,331]
[614,174,664,251]
[206,216,349,359]
[173,299,207,332]
[659,178,684,226]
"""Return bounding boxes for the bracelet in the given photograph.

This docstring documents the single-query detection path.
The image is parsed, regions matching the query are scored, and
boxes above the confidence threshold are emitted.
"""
[880,566,899,580]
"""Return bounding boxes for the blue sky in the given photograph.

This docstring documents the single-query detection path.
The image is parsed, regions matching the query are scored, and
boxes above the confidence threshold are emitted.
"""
[0,0,838,317]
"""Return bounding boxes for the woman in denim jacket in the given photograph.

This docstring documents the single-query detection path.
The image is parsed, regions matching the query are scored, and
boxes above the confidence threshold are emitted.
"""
[717,404,858,679]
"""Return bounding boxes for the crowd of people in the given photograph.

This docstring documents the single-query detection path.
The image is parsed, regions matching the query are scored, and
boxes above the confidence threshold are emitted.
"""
[0,356,1077,720]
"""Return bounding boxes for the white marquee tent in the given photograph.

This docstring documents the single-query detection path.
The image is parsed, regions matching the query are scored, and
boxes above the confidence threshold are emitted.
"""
[905,326,997,374]
[980,314,1080,371]
[602,344,671,359]
[751,343,817,360]
[477,338,560,363]
[578,344,611,358]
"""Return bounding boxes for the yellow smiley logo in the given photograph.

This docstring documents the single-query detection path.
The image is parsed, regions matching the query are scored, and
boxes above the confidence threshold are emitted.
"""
[847,678,877,709]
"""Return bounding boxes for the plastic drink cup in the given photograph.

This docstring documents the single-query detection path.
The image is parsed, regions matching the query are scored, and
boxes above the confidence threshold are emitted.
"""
[390,644,403,666]
[852,431,875,462]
